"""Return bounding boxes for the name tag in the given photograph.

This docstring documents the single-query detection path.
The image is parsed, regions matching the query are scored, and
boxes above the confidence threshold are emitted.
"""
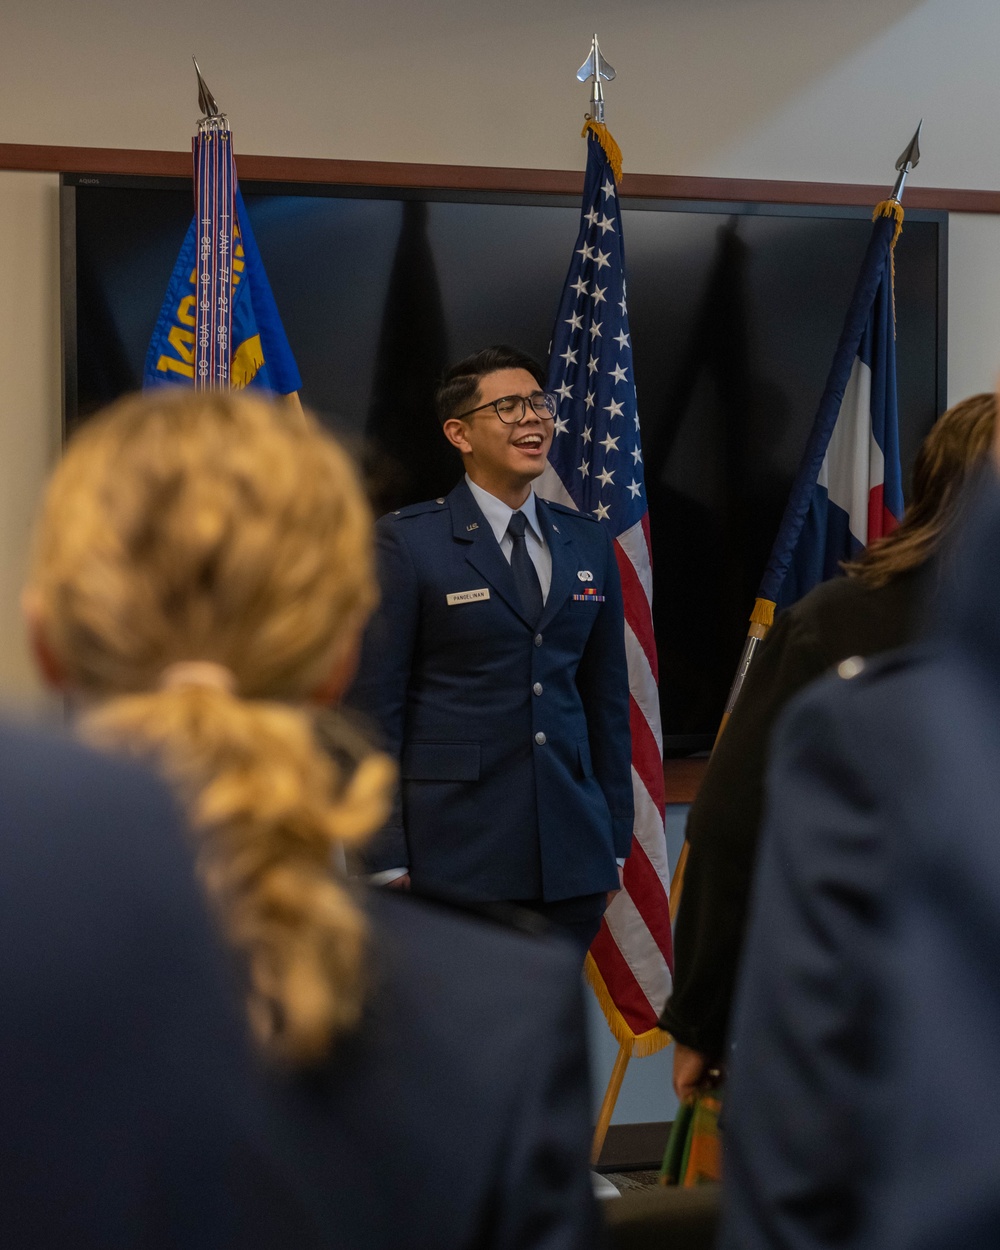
[447,588,491,606]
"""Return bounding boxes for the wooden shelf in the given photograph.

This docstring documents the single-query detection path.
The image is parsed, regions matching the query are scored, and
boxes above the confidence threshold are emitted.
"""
[3,141,998,211]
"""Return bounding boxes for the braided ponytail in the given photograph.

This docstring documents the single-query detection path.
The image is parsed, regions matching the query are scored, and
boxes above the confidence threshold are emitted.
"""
[28,390,395,1064]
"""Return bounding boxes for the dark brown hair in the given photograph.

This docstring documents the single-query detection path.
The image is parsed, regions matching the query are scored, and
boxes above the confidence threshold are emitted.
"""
[845,392,997,588]
[435,345,546,425]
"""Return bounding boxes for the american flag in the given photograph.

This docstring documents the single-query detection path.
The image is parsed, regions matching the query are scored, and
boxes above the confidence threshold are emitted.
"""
[536,127,673,1054]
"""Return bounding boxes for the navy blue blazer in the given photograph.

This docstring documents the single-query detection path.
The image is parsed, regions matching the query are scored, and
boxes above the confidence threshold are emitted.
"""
[0,723,266,1250]
[718,655,907,1250]
[721,477,1000,1250]
[0,723,602,1249]
[262,890,602,1250]
[348,479,633,902]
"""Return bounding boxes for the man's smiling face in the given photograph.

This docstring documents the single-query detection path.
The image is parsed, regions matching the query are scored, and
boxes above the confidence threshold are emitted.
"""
[443,368,554,506]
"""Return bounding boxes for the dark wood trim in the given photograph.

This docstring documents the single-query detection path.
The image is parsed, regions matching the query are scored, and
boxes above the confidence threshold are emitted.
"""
[596,1120,671,1172]
[665,758,708,805]
[5,141,1000,212]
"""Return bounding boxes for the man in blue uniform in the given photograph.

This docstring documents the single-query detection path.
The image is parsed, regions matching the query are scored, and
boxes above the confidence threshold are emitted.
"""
[348,345,633,952]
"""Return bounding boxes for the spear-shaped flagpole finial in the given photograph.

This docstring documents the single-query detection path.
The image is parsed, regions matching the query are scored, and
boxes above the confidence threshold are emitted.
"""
[576,33,616,125]
[890,120,922,203]
[192,57,227,128]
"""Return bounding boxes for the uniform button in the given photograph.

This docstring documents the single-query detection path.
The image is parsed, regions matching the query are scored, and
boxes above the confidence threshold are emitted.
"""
[435,497,445,504]
[534,732,547,745]
[534,633,543,647]
[837,656,865,680]
[533,682,543,696]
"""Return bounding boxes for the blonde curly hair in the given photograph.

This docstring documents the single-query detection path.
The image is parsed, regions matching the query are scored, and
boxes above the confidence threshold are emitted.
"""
[26,389,395,1065]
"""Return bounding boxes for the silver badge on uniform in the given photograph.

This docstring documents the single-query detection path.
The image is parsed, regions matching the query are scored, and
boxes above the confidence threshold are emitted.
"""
[577,570,594,582]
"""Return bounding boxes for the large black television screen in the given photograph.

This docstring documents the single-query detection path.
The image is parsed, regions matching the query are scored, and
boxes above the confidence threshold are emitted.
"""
[62,175,947,752]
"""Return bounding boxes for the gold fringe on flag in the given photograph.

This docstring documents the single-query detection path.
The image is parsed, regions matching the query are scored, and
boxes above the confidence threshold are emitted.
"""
[581,119,624,184]
[873,198,904,329]
[873,197,905,247]
[585,951,672,1057]
[749,597,776,628]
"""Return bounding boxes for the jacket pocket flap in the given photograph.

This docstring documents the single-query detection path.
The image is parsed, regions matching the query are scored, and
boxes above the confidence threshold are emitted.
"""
[402,742,481,782]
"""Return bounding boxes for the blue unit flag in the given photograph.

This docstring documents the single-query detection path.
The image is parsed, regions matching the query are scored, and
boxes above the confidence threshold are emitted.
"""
[144,190,301,395]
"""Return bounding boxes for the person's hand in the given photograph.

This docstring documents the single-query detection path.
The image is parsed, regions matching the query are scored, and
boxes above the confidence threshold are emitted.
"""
[386,873,411,890]
[673,1042,710,1102]
[606,864,625,909]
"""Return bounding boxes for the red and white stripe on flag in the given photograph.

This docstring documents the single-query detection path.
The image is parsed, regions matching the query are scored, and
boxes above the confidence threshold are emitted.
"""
[586,513,673,1054]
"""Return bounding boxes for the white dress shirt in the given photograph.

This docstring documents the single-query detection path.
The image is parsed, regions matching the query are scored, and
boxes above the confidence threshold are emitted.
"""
[465,476,552,603]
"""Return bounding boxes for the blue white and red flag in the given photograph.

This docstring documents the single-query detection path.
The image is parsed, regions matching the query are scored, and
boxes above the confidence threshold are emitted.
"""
[758,205,905,610]
[537,125,672,1055]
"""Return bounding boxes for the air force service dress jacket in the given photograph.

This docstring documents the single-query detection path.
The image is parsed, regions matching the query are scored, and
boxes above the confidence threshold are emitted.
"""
[349,478,634,903]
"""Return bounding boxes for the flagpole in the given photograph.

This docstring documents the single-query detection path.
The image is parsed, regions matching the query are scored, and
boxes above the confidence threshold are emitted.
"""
[668,123,922,921]
[572,36,634,1166]
[143,59,303,401]
[558,36,675,1166]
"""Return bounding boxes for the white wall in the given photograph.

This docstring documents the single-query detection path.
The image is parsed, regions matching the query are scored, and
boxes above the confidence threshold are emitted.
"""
[949,214,1000,404]
[0,172,61,706]
[2,0,999,188]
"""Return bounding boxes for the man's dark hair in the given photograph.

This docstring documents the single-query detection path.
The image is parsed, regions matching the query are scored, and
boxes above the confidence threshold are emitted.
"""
[435,346,546,425]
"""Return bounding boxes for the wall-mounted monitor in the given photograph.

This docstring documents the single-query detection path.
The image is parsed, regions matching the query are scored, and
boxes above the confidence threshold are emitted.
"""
[61,174,947,752]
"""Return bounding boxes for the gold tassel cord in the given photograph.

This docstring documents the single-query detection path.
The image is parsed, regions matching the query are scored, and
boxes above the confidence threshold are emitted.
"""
[581,120,624,184]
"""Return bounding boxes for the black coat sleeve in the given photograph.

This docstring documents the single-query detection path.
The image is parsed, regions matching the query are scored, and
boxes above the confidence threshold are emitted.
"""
[659,604,832,1057]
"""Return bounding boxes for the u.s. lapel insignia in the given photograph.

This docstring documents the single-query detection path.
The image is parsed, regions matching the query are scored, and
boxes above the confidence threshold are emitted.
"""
[552,524,560,533]
[466,522,479,531]
[577,570,594,582]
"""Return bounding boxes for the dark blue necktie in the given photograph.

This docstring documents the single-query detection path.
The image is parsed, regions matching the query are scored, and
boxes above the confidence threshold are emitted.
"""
[507,510,543,624]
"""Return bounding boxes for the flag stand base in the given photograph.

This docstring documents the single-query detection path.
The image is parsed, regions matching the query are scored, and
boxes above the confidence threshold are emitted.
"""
[590,844,690,1165]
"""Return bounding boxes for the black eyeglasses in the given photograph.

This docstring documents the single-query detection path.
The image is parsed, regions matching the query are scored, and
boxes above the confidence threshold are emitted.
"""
[455,392,558,424]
